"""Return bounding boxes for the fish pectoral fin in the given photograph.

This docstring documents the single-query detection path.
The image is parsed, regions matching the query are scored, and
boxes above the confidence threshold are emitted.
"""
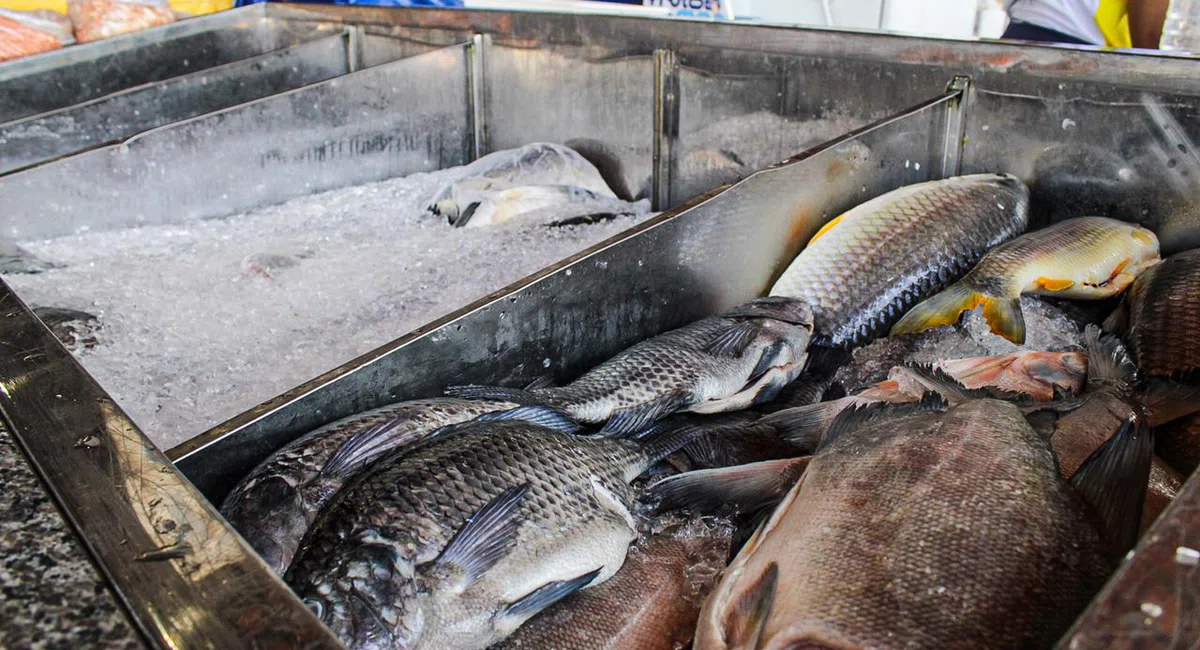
[891,282,985,337]
[501,567,602,623]
[474,406,582,434]
[723,562,779,650]
[434,484,530,588]
[1083,324,1138,385]
[1035,276,1076,292]
[703,321,761,357]
[319,418,408,479]
[722,297,813,327]
[1069,417,1153,556]
[599,391,692,437]
[648,457,809,516]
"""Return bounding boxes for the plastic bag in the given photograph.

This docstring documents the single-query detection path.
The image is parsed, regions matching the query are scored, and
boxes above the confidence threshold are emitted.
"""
[0,8,72,62]
[67,0,175,43]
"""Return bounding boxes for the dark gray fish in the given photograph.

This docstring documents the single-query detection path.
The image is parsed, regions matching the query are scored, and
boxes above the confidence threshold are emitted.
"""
[31,305,99,350]
[491,518,733,650]
[1109,248,1200,380]
[449,297,813,436]
[286,407,704,650]
[221,398,513,575]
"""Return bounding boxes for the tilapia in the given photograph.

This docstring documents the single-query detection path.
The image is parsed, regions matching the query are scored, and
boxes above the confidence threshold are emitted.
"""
[769,173,1029,348]
[449,297,813,436]
[893,217,1160,344]
[426,143,617,225]
[491,518,733,650]
[1109,248,1200,379]
[690,398,1142,650]
[221,398,512,575]
[286,407,703,650]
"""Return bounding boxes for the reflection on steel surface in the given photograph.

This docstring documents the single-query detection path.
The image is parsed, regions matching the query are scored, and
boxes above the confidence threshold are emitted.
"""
[171,89,957,503]
[0,282,341,649]
[1059,469,1200,649]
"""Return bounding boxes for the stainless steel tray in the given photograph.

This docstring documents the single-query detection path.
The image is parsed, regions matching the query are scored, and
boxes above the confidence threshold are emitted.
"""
[0,6,1196,649]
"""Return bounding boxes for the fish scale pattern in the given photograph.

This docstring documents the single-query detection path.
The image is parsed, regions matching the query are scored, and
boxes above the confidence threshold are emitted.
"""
[770,174,1029,348]
[221,398,511,575]
[1126,248,1200,378]
[699,400,1111,649]
[287,421,647,650]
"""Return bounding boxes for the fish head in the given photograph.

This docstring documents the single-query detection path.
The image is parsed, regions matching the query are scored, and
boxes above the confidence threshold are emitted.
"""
[222,475,309,574]
[295,545,426,650]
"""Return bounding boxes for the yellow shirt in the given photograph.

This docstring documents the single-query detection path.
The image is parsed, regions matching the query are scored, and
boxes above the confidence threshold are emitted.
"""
[1007,0,1133,47]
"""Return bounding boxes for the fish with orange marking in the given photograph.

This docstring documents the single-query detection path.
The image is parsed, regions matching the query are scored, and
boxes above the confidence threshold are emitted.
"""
[892,217,1161,344]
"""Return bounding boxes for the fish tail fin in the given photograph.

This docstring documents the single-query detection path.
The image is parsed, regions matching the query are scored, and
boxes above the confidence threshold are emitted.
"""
[445,384,555,407]
[891,281,984,336]
[893,282,1027,344]
[1083,324,1138,387]
[757,397,857,452]
[1069,416,1153,556]
[648,457,809,516]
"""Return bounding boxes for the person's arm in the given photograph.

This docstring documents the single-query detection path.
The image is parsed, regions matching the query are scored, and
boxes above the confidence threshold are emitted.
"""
[1129,0,1170,49]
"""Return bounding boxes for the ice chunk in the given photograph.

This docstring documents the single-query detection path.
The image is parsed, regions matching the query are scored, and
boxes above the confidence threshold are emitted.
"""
[6,156,653,449]
[832,297,1086,393]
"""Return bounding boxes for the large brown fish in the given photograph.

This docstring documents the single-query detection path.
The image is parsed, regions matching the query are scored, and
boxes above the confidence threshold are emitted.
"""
[1110,248,1200,379]
[491,518,733,650]
[892,217,1160,344]
[769,173,1029,348]
[691,398,1141,650]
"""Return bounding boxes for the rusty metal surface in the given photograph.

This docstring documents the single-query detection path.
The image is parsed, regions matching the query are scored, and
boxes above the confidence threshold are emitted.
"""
[0,282,343,650]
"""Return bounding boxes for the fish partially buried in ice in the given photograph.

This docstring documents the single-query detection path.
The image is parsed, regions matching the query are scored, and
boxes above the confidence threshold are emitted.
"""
[426,142,618,225]
[892,217,1161,344]
[491,518,734,650]
[451,184,650,228]
[685,397,1142,650]
[769,173,1029,348]
[286,408,705,650]
[449,297,814,436]
[221,398,513,575]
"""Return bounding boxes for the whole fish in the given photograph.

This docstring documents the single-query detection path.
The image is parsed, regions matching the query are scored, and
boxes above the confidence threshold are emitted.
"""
[221,398,512,575]
[689,398,1142,650]
[453,185,648,228]
[449,297,813,436]
[426,143,617,225]
[1109,248,1200,380]
[893,217,1160,344]
[491,518,733,650]
[286,408,703,650]
[769,173,1029,348]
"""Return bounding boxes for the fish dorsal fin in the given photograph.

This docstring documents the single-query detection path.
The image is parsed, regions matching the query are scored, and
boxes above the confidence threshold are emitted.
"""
[1083,324,1138,388]
[704,321,761,357]
[502,567,601,623]
[723,297,814,326]
[723,562,778,650]
[758,397,856,452]
[435,484,529,586]
[445,384,551,406]
[319,417,408,479]
[1069,417,1153,556]
[821,393,948,446]
[649,457,810,516]
[474,406,582,434]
